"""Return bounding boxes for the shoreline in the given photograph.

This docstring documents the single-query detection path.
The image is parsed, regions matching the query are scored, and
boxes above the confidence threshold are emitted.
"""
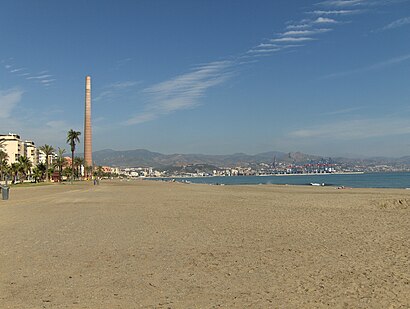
[141,172,410,190]
[144,171,365,180]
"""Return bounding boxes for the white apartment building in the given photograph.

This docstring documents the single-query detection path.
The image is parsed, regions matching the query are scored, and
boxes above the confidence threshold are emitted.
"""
[24,140,39,166]
[0,133,24,164]
[38,151,56,166]
[0,133,40,165]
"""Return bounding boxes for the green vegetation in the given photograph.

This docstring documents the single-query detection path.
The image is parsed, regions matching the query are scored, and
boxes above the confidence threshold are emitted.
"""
[54,147,66,183]
[66,129,81,184]
[39,144,55,182]
[0,129,120,187]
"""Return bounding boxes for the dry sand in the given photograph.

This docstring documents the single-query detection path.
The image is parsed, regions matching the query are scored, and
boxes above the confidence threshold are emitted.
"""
[0,180,409,308]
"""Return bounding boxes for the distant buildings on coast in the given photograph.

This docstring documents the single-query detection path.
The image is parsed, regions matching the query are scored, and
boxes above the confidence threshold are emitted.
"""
[117,159,410,179]
[118,163,342,179]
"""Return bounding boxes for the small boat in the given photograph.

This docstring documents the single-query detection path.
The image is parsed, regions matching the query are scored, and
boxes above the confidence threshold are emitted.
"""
[310,182,325,186]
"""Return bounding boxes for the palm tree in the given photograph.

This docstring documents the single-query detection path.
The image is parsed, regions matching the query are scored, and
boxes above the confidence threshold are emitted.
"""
[85,165,93,179]
[39,144,55,182]
[10,163,19,183]
[66,129,81,184]
[32,166,43,183]
[2,164,11,184]
[0,150,8,181]
[62,166,72,179]
[17,156,32,181]
[74,157,85,180]
[54,147,66,182]
[36,162,47,182]
[96,165,103,178]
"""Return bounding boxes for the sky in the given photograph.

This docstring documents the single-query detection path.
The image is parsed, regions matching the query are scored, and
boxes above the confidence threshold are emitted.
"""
[1,0,410,157]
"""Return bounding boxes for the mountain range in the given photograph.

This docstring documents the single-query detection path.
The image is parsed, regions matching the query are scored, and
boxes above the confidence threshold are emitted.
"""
[90,149,410,168]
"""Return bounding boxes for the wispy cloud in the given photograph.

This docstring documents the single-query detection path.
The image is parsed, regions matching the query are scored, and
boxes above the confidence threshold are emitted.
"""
[309,10,359,15]
[247,48,281,54]
[0,88,24,118]
[10,68,25,73]
[318,0,409,8]
[94,80,141,102]
[115,58,133,70]
[281,28,332,36]
[318,0,364,7]
[313,17,339,23]
[286,24,311,30]
[289,117,410,140]
[323,53,410,78]
[320,106,363,116]
[271,37,315,43]
[108,81,141,89]
[26,74,53,80]
[382,16,410,30]
[257,43,280,48]
[2,59,56,87]
[126,60,233,125]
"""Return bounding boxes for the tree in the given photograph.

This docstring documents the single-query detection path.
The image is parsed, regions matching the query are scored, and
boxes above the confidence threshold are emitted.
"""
[85,165,93,179]
[96,165,103,178]
[54,147,66,182]
[36,162,47,182]
[39,144,55,182]
[32,166,43,183]
[66,129,81,184]
[62,166,72,179]
[2,163,11,183]
[17,156,32,181]
[0,150,8,181]
[74,157,85,180]
[10,163,19,183]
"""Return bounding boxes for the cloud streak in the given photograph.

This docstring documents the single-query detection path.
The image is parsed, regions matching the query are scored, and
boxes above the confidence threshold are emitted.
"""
[322,53,410,78]
[382,16,410,30]
[281,28,331,36]
[94,80,141,102]
[309,10,359,15]
[0,88,24,119]
[318,0,364,7]
[126,61,233,125]
[271,37,315,43]
[314,17,339,23]
[289,117,410,140]
[2,60,56,87]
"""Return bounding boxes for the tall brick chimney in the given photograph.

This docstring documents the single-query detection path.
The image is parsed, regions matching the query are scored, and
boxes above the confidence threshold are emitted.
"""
[84,76,92,171]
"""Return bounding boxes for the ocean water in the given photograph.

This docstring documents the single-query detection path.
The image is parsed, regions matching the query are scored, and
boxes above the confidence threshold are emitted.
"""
[155,172,410,189]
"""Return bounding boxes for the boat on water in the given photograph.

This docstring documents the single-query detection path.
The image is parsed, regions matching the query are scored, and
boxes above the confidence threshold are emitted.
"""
[310,182,325,186]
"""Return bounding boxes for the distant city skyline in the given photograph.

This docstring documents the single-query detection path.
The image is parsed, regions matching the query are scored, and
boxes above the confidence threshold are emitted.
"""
[1,0,409,157]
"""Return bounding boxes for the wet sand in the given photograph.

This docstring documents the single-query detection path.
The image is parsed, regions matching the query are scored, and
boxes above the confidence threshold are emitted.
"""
[1,180,409,308]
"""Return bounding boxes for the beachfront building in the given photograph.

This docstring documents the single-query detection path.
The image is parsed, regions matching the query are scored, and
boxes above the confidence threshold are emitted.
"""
[0,133,42,167]
[0,133,25,164]
[24,140,39,166]
[38,151,57,166]
[101,166,119,175]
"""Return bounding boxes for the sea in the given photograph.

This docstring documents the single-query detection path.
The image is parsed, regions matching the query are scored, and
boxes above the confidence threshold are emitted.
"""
[153,172,410,189]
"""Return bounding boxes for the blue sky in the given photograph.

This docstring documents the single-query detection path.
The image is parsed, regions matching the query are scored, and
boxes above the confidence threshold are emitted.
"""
[1,0,410,157]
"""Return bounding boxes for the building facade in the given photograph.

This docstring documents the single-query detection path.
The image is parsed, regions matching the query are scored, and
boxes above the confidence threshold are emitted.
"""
[0,133,24,164]
[0,133,40,166]
[24,140,39,166]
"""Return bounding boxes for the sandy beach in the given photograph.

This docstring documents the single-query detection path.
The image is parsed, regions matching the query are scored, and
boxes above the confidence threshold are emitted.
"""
[0,180,409,308]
